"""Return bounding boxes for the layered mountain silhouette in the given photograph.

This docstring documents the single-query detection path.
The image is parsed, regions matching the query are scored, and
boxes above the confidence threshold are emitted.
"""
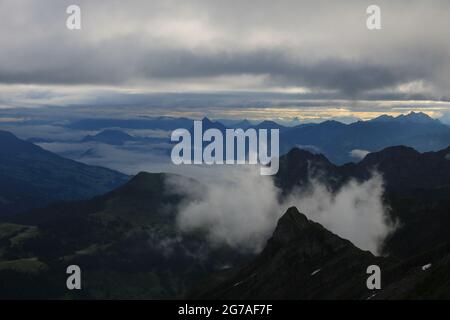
[0,130,129,216]
[278,112,450,164]
[1,128,450,299]
[276,146,450,258]
[55,112,450,167]
[370,112,439,124]
[168,112,450,164]
[276,145,450,194]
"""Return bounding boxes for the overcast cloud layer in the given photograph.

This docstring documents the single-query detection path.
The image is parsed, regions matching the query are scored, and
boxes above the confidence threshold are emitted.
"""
[1,0,450,117]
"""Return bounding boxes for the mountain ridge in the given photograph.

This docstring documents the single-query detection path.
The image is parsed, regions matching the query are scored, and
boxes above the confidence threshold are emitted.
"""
[0,130,130,216]
[191,207,386,299]
[0,171,250,299]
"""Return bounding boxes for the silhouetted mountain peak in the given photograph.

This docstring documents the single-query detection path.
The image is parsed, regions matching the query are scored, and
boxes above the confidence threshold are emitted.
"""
[270,206,352,251]
[370,114,396,122]
[198,117,227,129]
[396,111,437,124]
[253,120,286,130]
[233,119,252,129]
[201,116,213,123]
[194,206,377,299]
[285,147,329,162]
[279,147,333,174]
[0,130,42,155]
[275,148,339,192]
[271,207,310,244]
[95,129,133,139]
[0,129,129,215]
[370,112,437,124]
[360,145,420,165]
[82,129,135,145]
[319,120,346,127]
[257,120,278,126]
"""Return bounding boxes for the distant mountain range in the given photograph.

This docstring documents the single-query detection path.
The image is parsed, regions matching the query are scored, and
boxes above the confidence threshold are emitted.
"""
[160,112,450,164]
[370,112,440,124]
[174,112,450,165]
[276,112,450,164]
[19,112,447,166]
[0,130,130,216]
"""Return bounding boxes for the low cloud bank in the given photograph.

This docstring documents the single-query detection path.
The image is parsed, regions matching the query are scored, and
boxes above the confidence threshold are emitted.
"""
[167,166,396,255]
[350,149,370,160]
[166,167,281,253]
[284,173,396,255]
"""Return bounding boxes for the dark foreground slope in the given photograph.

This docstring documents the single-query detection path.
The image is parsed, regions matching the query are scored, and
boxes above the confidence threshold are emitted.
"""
[0,130,129,216]
[0,173,249,299]
[193,207,450,300]
[192,207,389,300]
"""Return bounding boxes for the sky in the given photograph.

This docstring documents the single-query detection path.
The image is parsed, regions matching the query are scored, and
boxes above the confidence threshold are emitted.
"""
[1,0,450,122]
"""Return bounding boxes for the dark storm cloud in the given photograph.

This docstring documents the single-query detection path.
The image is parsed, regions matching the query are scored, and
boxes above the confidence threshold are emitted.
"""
[141,49,429,96]
[1,0,450,99]
[0,39,432,97]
